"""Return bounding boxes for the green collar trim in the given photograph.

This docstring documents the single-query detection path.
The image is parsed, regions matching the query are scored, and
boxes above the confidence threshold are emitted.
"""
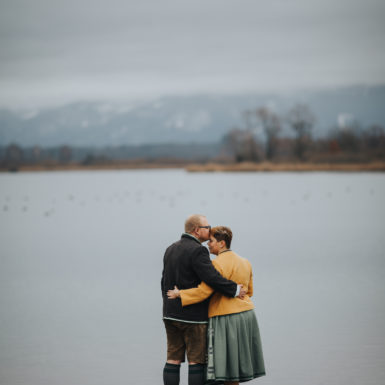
[182,233,201,244]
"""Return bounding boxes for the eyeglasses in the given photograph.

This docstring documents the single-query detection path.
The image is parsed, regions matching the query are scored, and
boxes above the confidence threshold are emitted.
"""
[198,226,211,230]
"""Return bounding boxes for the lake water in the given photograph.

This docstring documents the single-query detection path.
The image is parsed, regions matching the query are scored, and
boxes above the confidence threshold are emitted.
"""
[1,169,384,385]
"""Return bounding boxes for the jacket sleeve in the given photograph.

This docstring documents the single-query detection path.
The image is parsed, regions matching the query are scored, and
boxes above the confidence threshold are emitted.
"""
[180,259,221,306]
[180,281,214,306]
[161,251,166,297]
[161,266,165,297]
[191,247,237,297]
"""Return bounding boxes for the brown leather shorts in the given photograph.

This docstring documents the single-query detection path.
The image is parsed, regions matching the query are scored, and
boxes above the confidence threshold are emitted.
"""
[163,319,207,364]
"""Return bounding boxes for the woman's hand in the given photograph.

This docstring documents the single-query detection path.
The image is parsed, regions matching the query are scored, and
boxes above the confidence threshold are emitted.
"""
[167,286,180,299]
[238,284,247,299]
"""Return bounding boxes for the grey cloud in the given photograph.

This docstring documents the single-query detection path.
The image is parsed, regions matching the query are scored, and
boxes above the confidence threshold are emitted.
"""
[0,0,384,107]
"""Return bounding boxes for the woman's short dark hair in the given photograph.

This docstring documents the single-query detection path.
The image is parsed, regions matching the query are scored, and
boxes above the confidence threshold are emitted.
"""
[210,226,233,248]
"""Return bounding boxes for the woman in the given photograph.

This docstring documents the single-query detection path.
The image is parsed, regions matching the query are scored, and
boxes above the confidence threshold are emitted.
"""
[167,226,265,385]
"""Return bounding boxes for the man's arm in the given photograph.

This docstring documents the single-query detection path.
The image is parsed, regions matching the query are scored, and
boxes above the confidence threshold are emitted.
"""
[191,247,237,297]
[179,281,214,306]
[178,258,222,305]
[161,271,164,294]
[161,270,165,297]
[161,252,166,297]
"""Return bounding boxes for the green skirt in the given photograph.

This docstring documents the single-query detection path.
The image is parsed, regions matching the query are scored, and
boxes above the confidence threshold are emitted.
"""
[206,310,266,384]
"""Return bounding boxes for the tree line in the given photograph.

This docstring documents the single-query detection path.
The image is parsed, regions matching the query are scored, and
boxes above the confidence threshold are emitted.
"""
[221,104,385,163]
[1,104,384,170]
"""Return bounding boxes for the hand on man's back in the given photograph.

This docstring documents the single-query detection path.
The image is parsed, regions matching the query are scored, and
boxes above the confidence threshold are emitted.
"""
[238,284,247,299]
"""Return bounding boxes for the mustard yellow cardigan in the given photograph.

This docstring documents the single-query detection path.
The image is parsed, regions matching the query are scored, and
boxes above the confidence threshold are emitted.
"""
[180,250,254,318]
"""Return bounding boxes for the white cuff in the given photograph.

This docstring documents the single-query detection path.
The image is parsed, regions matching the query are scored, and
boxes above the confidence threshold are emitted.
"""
[235,284,241,297]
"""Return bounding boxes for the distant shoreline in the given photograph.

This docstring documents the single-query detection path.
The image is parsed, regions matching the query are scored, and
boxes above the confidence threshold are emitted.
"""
[0,162,185,173]
[185,162,385,172]
[1,161,385,173]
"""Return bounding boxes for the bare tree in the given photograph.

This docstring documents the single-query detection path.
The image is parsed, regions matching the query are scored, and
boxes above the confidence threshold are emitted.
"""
[4,143,24,171]
[222,128,261,162]
[59,145,72,164]
[363,124,385,150]
[328,120,361,153]
[31,146,42,164]
[287,104,316,160]
[255,107,281,160]
[242,109,254,131]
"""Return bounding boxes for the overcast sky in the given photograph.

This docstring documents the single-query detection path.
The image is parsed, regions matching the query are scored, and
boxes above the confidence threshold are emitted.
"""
[0,0,384,108]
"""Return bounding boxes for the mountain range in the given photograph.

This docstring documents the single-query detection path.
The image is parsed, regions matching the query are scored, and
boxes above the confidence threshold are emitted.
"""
[1,85,384,147]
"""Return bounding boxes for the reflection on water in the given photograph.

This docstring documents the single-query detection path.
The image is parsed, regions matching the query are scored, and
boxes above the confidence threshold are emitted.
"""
[1,170,385,385]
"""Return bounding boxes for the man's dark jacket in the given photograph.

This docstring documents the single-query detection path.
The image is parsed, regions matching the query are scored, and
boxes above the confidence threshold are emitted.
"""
[161,234,237,322]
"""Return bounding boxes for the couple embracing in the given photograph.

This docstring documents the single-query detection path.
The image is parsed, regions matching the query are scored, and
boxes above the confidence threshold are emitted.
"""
[161,214,266,385]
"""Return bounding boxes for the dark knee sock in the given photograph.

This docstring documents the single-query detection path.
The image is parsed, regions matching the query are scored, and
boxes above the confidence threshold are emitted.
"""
[188,363,205,385]
[163,363,181,385]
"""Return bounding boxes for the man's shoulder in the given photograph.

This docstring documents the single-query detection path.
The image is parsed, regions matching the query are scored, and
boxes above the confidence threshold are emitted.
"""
[165,239,181,250]
[168,235,201,248]
[181,233,202,245]
[164,236,207,258]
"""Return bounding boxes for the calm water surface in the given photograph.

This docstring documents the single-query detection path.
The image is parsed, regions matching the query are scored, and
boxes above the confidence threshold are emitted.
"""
[0,170,384,385]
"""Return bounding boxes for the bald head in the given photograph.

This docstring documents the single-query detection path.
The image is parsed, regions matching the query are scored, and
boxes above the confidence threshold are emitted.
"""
[185,214,206,234]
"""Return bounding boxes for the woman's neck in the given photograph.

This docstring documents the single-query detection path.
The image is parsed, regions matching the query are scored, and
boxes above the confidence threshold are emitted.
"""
[218,248,230,255]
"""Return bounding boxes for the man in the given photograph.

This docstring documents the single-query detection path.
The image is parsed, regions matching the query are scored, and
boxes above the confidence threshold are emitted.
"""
[161,214,245,385]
